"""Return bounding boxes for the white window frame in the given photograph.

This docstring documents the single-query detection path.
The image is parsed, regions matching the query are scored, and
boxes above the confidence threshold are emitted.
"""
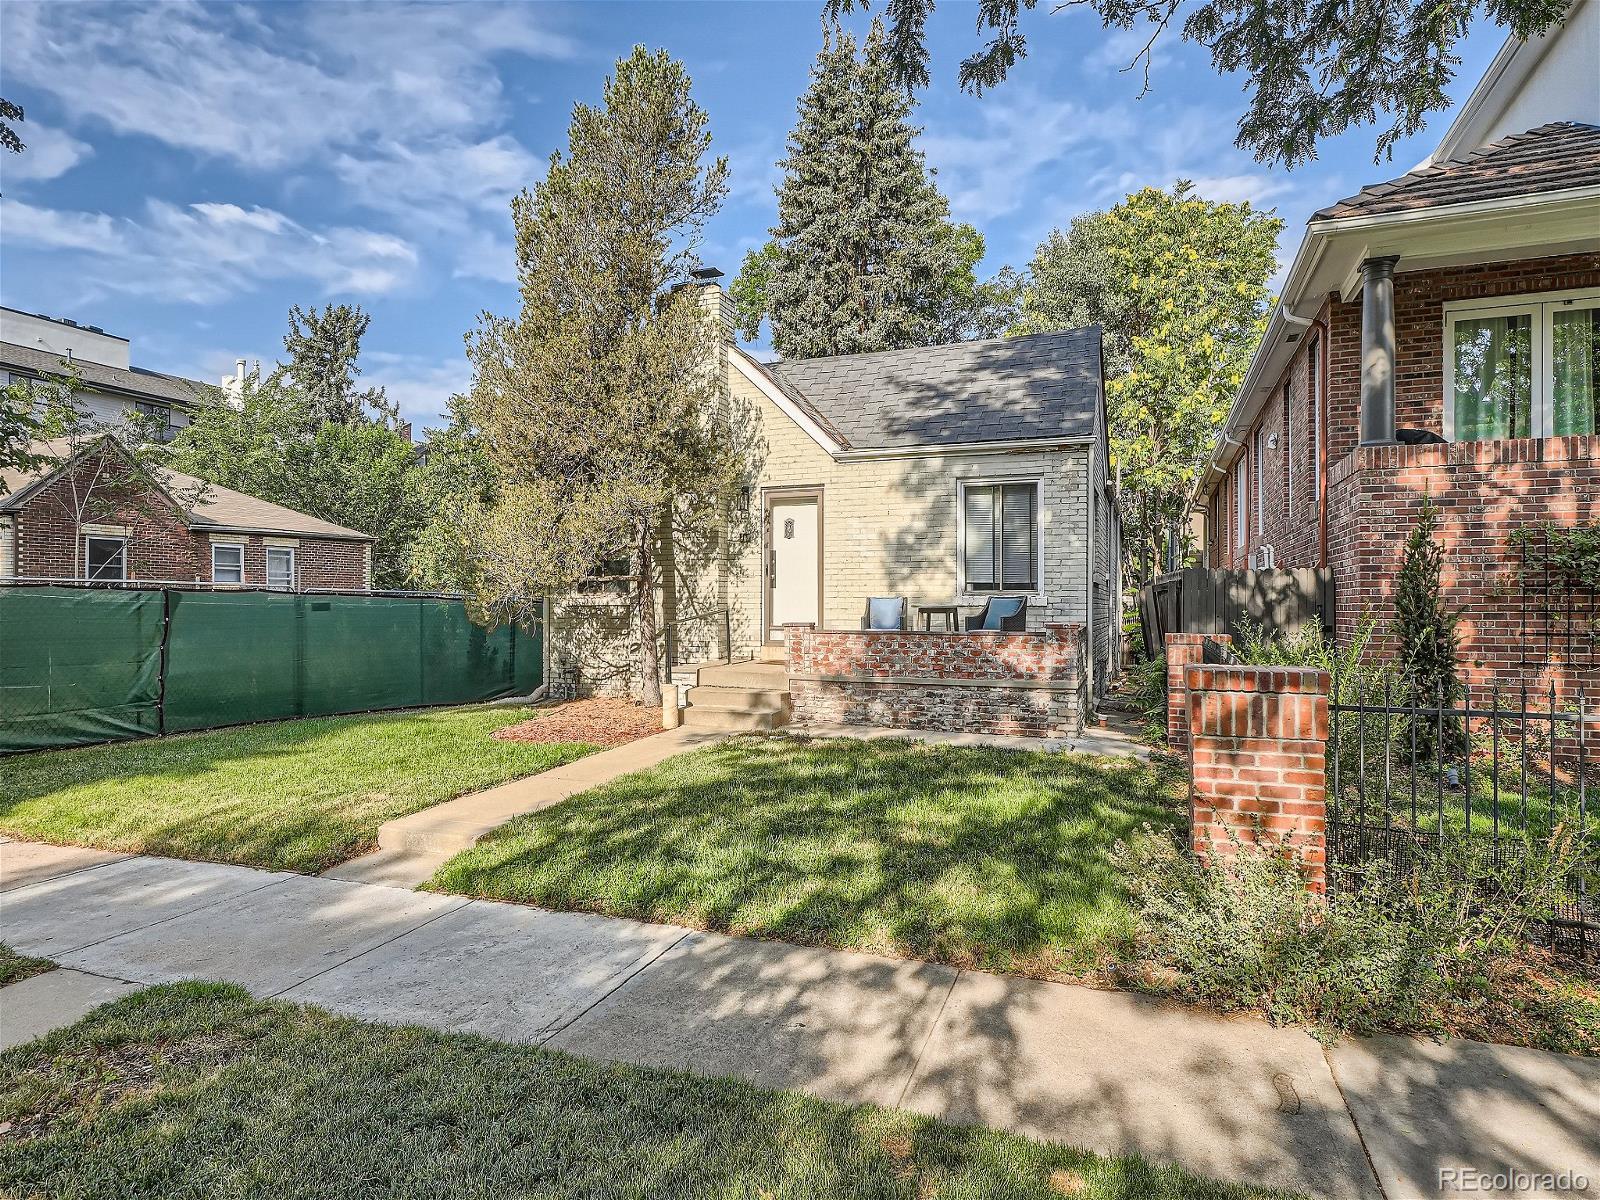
[265,545,296,590]
[1252,428,1264,535]
[955,476,1044,597]
[1443,286,1600,441]
[1308,334,1321,504]
[83,534,127,582]
[1233,456,1247,551]
[211,541,245,586]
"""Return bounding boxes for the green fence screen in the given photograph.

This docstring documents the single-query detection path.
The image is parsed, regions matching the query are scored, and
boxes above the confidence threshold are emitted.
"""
[0,587,542,753]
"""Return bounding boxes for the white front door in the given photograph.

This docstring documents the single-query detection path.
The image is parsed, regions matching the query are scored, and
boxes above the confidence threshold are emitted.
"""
[767,494,820,641]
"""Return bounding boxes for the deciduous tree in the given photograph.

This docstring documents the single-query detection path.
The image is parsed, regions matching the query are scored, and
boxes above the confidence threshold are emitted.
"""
[1014,182,1281,583]
[822,0,1573,167]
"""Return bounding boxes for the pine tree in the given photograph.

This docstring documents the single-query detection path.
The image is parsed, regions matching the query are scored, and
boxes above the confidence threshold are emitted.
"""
[1393,495,1465,755]
[737,22,1009,358]
[280,304,393,426]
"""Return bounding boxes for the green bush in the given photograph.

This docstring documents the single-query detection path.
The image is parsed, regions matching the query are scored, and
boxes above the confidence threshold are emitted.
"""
[1126,652,1167,742]
[1113,823,1597,1043]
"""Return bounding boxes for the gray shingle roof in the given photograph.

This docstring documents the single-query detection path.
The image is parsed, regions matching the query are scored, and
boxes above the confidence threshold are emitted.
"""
[0,341,214,409]
[1313,122,1600,221]
[762,327,1102,451]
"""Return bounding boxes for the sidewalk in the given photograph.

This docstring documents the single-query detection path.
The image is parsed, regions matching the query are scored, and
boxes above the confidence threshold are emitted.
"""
[323,725,724,887]
[6,849,1597,1198]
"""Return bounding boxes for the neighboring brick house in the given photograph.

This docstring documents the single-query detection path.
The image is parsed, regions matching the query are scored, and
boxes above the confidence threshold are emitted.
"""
[551,272,1121,730]
[1190,9,1598,709]
[1,437,374,589]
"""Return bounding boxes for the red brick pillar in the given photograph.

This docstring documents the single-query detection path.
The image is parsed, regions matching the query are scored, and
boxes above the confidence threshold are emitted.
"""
[1164,633,1229,751]
[1186,664,1330,894]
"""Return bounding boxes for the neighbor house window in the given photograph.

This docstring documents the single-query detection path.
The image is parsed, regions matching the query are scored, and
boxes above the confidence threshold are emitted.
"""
[266,546,295,590]
[1446,290,1599,440]
[84,535,126,581]
[961,480,1038,591]
[212,542,245,585]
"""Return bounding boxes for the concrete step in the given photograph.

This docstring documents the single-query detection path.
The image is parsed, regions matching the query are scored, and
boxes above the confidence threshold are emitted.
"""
[697,660,789,690]
[683,706,787,732]
[686,685,790,715]
[755,643,787,664]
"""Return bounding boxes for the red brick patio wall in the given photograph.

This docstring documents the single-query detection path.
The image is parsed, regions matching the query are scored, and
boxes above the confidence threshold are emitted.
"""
[786,624,1086,736]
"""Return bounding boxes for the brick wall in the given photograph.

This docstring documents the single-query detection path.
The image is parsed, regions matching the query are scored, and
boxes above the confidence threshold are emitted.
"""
[1211,252,1600,572]
[1165,632,1230,751]
[1186,663,1330,893]
[786,624,1086,736]
[1326,434,1600,710]
[7,444,370,589]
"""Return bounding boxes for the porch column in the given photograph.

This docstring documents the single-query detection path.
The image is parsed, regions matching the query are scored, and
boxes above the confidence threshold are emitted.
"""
[1359,255,1400,446]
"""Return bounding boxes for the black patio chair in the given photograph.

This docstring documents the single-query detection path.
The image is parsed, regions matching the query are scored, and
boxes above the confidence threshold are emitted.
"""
[965,595,1027,631]
[861,596,908,630]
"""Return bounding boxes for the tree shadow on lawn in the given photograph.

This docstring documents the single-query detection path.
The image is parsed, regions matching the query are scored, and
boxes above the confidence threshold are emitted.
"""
[433,737,1187,977]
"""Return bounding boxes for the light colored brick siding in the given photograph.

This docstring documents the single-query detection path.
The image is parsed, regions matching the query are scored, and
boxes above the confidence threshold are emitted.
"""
[723,362,1094,651]
[549,353,1102,697]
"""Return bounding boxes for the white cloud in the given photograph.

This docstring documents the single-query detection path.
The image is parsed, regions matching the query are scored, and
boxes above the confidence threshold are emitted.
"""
[1,122,94,182]
[2,196,419,303]
[332,135,542,220]
[1085,24,1175,80]
[362,350,472,428]
[1,1,574,171]
[921,91,1138,222]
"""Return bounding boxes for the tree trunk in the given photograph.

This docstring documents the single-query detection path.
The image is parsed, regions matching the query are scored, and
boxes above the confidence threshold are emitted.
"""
[634,515,663,708]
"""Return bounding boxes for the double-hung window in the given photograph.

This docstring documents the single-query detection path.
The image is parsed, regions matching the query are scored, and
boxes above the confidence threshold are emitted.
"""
[212,542,245,585]
[1446,289,1599,440]
[961,480,1038,592]
[266,546,295,590]
[84,535,126,581]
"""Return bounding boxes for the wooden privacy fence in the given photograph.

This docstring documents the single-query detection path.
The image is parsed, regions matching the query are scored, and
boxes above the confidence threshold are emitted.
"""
[1138,567,1333,658]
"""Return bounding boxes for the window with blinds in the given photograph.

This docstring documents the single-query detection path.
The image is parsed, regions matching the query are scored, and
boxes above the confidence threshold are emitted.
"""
[962,481,1038,591]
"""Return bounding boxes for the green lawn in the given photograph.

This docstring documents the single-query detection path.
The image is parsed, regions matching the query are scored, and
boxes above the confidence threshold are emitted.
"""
[0,983,1293,1200]
[430,737,1186,978]
[0,945,56,989]
[0,707,599,874]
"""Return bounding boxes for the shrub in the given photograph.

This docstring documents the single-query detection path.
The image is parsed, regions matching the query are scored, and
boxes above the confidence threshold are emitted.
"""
[1125,653,1167,742]
[1394,496,1465,754]
[1113,823,1597,1043]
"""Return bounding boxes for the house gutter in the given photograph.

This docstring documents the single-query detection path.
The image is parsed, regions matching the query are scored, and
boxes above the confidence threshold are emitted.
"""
[832,434,1096,462]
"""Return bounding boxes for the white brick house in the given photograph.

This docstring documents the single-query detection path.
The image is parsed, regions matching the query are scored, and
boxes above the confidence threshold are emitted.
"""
[550,273,1121,730]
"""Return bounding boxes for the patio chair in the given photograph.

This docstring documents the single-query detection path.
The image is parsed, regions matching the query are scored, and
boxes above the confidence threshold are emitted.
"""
[965,595,1027,631]
[861,596,908,630]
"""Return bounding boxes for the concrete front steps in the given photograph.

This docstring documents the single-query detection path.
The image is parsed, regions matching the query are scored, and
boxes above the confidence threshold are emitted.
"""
[681,659,791,732]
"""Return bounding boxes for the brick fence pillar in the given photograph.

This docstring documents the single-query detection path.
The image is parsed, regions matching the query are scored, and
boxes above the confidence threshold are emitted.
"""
[1186,663,1330,894]
[1164,633,1229,751]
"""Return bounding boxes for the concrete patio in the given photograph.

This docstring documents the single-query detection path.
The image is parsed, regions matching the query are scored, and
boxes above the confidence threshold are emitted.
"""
[4,847,1597,1198]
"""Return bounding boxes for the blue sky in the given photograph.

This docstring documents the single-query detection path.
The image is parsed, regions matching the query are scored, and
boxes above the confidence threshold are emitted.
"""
[0,1,1506,430]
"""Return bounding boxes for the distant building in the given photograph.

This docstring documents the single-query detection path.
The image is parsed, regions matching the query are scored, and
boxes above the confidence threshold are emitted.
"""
[0,306,213,441]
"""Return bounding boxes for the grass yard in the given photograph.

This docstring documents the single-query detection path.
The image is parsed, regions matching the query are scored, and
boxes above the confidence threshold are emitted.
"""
[0,706,600,874]
[431,737,1186,978]
[0,945,56,989]
[0,983,1293,1200]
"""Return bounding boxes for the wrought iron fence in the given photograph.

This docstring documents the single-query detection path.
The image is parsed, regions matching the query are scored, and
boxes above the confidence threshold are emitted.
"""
[1327,677,1597,959]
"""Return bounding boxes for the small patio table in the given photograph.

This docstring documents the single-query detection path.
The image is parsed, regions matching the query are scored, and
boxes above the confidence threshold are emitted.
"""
[918,603,961,632]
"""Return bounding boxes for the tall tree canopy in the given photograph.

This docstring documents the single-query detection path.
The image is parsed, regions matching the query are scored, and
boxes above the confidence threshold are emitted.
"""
[731,21,1015,358]
[1014,182,1281,583]
[822,0,1573,167]
[168,313,424,588]
[460,46,744,705]
[279,304,393,426]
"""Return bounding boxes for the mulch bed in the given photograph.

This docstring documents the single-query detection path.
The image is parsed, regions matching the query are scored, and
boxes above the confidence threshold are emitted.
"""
[492,697,663,748]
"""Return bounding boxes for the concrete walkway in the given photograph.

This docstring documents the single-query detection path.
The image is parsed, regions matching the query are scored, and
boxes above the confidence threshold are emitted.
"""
[5,851,1597,1198]
[323,726,724,887]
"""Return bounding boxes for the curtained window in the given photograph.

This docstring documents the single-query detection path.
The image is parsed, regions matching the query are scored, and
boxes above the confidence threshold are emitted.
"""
[1446,292,1599,440]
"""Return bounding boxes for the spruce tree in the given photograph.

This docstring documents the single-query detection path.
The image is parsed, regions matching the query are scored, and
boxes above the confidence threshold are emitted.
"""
[736,21,1009,358]
[1393,495,1465,755]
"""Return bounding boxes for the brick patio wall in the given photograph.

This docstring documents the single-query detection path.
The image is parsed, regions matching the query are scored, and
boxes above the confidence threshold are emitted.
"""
[786,623,1086,737]
[1186,663,1330,894]
[1165,632,1231,752]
